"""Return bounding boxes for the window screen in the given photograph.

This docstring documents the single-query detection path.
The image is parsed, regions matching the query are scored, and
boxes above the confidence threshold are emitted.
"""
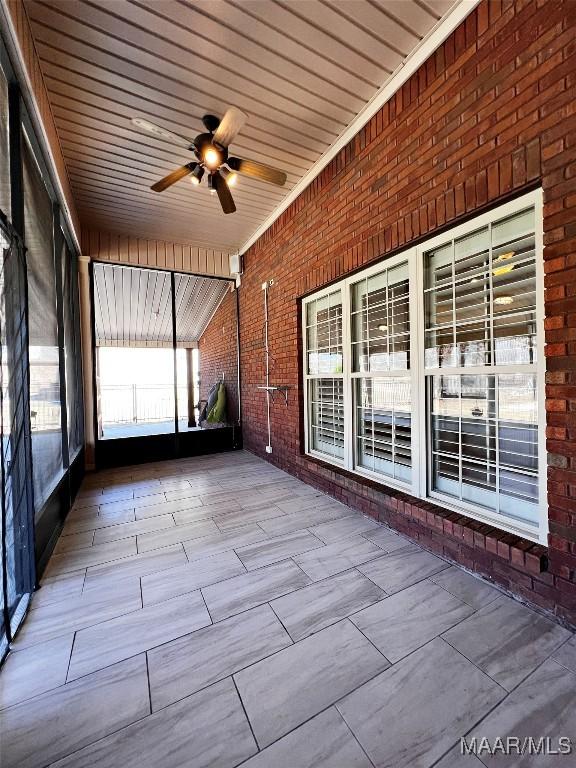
[351,262,411,482]
[23,137,63,512]
[305,290,344,460]
[62,240,84,458]
[424,208,539,526]
[302,193,544,541]
[0,62,9,217]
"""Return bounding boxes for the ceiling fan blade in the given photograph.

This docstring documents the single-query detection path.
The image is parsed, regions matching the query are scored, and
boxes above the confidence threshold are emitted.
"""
[228,156,287,186]
[213,107,247,147]
[213,172,236,214]
[131,117,192,148]
[151,163,195,192]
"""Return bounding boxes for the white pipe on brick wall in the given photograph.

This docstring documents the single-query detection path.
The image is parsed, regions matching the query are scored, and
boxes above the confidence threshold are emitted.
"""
[262,282,272,454]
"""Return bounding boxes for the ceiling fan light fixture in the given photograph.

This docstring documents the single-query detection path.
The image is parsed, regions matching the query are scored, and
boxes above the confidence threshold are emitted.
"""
[220,167,237,186]
[203,145,221,169]
[142,109,287,211]
[207,172,217,195]
[190,165,204,186]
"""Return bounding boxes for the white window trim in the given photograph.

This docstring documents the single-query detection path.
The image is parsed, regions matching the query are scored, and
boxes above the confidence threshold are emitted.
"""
[302,189,547,545]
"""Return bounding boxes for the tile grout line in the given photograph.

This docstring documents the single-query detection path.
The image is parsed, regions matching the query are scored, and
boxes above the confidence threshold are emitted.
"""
[231,675,261,754]
[16,452,572,766]
[339,708,378,768]
[144,652,153,715]
[266,600,296,645]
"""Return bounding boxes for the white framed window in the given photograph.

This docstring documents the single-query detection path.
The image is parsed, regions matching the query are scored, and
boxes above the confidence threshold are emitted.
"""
[302,190,547,543]
[304,289,345,461]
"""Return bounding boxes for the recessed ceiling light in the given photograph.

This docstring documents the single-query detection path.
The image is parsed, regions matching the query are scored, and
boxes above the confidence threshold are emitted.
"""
[131,117,175,141]
[378,325,388,332]
[496,251,515,262]
[494,295,514,305]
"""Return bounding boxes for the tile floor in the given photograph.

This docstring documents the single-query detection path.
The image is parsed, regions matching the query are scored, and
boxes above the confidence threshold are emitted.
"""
[0,451,575,768]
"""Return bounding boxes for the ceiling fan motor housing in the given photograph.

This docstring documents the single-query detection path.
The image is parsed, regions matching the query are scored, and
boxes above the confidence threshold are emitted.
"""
[202,114,221,133]
[193,132,228,168]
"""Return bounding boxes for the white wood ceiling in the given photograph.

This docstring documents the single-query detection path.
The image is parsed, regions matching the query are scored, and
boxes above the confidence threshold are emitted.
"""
[25,0,457,252]
[93,262,230,346]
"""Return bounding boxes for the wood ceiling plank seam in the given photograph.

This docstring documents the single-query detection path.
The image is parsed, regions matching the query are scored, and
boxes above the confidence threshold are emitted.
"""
[417,0,456,16]
[29,3,354,130]
[182,245,191,273]
[136,266,147,344]
[70,186,265,227]
[184,278,200,341]
[174,242,183,273]
[122,263,132,345]
[322,0,422,54]
[108,263,119,347]
[148,268,164,345]
[93,265,102,344]
[222,0,388,82]
[28,21,344,142]
[64,154,288,209]
[35,0,358,126]
[133,0,374,101]
[159,270,173,343]
[128,235,137,266]
[102,263,116,347]
[167,241,175,272]
[270,0,406,70]
[144,267,158,342]
[67,167,274,219]
[196,282,229,340]
[190,279,210,339]
[50,106,307,178]
[57,125,192,169]
[56,132,297,197]
[73,184,266,228]
[159,270,174,344]
[371,0,441,37]
[116,0,368,110]
[59,140,291,200]
[145,238,154,270]
[79,207,244,253]
[195,284,215,337]
[174,273,191,341]
[141,266,155,342]
[39,60,328,158]
[194,280,211,332]
[177,0,379,92]
[93,264,106,345]
[41,63,326,158]
[80,217,239,254]
[127,266,136,345]
[132,267,142,344]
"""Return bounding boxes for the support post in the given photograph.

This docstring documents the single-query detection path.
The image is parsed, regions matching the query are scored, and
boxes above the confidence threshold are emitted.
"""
[186,347,196,428]
[78,256,95,469]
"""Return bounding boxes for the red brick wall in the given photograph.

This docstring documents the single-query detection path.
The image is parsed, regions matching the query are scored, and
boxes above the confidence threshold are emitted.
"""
[197,287,239,424]
[211,0,576,625]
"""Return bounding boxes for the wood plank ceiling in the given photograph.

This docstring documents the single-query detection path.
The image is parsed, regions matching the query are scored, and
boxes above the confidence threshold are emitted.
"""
[25,0,457,253]
[93,262,230,347]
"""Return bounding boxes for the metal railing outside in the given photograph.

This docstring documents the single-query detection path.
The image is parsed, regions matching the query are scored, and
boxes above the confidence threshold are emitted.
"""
[100,384,188,425]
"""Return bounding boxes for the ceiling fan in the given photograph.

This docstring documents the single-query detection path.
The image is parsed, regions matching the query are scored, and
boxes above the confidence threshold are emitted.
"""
[131,108,287,214]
